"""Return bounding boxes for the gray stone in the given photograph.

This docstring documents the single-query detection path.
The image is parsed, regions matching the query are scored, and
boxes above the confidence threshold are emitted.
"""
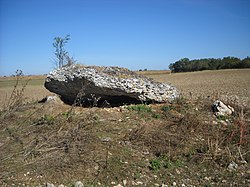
[38,95,63,104]
[46,183,55,187]
[75,181,84,187]
[212,100,234,116]
[44,64,179,106]
[101,137,111,142]
[228,161,238,170]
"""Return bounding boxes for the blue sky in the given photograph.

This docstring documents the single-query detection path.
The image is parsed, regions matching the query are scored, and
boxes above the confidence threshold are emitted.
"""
[0,0,249,75]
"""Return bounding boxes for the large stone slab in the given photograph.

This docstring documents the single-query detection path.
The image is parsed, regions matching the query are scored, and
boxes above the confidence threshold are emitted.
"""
[44,64,179,106]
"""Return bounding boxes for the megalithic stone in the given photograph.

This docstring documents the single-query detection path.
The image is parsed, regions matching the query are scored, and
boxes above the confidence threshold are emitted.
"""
[44,64,179,107]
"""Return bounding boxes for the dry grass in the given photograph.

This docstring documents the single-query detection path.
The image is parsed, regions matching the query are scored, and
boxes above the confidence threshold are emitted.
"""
[0,70,249,186]
[0,76,51,109]
[0,97,249,186]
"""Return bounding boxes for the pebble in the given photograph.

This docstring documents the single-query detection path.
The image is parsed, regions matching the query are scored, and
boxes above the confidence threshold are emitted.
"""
[123,179,127,186]
[175,169,181,174]
[46,183,55,187]
[75,181,84,187]
[228,161,238,170]
[113,184,123,187]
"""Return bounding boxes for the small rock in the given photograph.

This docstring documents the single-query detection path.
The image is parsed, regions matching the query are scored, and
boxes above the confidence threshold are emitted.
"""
[122,179,127,186]
[212,121,218,125]
[212,100,234,116]
[136,181,143,185]
[46,183,55,187]
[101,137,111,142]
[175,169,181,174]
[218,120,229,126]
[58,185,65,187]
[39,95,63,104]
[228,161,238,170]
[172,182,177,186]
[161,184,168,187]
[113,184,123,187]
[75,181,84,187]
[204,177,210,181]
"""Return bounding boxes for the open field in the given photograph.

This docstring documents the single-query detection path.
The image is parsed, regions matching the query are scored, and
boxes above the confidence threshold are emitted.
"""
[0,76,50,109]
[0,69,249,186]
[144,69,250,106]
[1,69,250,108]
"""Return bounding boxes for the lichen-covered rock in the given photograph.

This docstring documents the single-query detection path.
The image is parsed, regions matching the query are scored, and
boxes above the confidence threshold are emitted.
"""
[44,64,179,106]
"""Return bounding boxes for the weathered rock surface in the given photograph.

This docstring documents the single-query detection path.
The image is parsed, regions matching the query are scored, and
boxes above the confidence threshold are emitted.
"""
[44,64,179,106]
[212,100,234,116]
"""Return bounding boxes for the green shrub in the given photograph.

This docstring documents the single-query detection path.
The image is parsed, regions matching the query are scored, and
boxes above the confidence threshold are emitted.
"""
[161,105,173,112]
[149,156,183,171]
[127,104,152,112]
[34,114,55,125]
[152,113,161,119]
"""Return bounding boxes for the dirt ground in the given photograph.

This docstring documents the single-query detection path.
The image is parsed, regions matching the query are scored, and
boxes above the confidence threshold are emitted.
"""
[0,69,249,186]
[144,69,250,106]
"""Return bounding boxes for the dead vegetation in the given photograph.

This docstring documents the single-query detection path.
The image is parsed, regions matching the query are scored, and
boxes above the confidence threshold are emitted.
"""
[0,90,249,186]
[0,69,249,186]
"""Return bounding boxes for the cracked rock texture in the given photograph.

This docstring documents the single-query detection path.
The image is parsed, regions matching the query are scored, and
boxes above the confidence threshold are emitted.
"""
[44,64,179,106]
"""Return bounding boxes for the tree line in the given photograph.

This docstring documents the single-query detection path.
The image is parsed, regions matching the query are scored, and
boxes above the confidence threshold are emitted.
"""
[169,56,250,73]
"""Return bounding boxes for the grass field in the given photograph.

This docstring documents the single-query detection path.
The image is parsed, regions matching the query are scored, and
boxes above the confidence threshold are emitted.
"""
[0,69,249,186]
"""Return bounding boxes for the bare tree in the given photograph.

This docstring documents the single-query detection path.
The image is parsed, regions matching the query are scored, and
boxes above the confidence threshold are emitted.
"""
[53,34,70,68]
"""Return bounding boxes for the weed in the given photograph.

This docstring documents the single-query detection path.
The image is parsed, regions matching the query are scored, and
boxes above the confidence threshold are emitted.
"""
[152,113,161,119]
[204,183,212,187]
[229,107,248,145]
[161,105,174,112]
[4,70,30,112]
[126,104,152,112]
[34,114,55,125]
[216,115,229,121]
[149,155,183,171]
[62,111,72,118]
[174,95,188,105]
[149,159,161,171]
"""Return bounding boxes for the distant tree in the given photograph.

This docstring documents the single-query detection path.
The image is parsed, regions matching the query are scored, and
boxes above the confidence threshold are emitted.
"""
[169,56,250,73]
[221,56,241,69]
[238,57,250,68]
[53,34,75,68]
[169,63,174,72]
